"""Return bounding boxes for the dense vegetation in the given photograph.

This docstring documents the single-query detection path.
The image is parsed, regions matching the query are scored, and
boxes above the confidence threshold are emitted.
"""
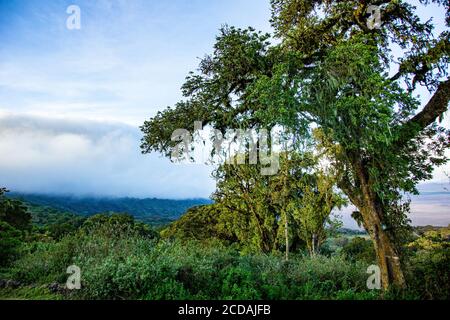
[1,0,449,300]
[1,187,449,300]
[141,0,450,289]
[8,192,211,226]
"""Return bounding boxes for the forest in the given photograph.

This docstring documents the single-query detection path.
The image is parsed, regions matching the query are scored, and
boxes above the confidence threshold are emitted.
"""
[0,187,449,300]
[1,0,450,300]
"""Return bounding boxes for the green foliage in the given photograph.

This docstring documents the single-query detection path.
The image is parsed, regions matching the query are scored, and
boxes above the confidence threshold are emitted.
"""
[212,157,281,253]
[405,226,450,299]
[3,213,378,300]
[406,247,450,300]
[0,286,63,300]
[290,170,345,255]
[161,205,234,243]
[0,188,32,231]
[270,0,449,90]
[3,215,448,300]
[308,38,445,246]
[28,204,86,240]
[9,213,158,284]
[9,230,375,300]
[211,152,344,254]
[342,237,376,264]
[81,213,158,239]
[408,226,450,251]
[0,221,22,266]
[140,25,276,156]
[11,238,78,284]
[0,188,32,266]
[139,0,450,288]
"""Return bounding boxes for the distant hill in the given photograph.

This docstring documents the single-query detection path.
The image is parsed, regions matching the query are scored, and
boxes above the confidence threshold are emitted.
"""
[8,192,212,226]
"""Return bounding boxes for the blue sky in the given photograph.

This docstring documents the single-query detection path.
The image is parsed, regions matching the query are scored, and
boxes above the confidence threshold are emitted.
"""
[0,0,272,124]
[0,0,449,199]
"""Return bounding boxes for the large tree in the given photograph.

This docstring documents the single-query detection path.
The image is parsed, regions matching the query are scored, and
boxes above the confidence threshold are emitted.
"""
[211,153,313,254]
[141,1,450,289]
[290,170,344,256]
[168,152,342,255]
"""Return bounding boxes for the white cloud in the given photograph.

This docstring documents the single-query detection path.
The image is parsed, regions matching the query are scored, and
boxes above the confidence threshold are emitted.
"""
[0,113,215,198]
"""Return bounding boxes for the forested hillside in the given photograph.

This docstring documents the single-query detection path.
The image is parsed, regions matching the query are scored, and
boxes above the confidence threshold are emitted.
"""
[8,193,212,226]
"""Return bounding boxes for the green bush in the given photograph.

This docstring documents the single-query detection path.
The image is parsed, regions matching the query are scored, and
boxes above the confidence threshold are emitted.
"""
[3,206,448,300]
[0,221,22,266]
[9,226,377,300]
[405,248,450,300]
[11,236,78,284]
[342,237,376,264]
[0,217,400,300]
[403,227,450,300]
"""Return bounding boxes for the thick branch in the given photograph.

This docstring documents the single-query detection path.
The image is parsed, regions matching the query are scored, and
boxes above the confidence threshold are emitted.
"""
[395,79,450,148]
[411,79,450,127]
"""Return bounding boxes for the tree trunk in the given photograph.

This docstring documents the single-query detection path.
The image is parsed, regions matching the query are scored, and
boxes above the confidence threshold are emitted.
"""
[360,205,406,290]
[285,211,289,261]
[311,233,317,256]
[352,158,406,290]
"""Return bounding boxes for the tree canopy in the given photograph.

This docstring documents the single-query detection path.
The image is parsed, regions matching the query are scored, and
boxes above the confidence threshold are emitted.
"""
[141,0,450,289]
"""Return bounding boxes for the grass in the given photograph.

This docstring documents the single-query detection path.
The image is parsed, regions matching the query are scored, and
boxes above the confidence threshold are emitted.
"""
[0,286,63,300]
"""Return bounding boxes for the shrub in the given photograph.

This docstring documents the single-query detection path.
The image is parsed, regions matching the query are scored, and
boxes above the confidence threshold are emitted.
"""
[6,222,382,300]
[0,221,22,266]
[11,235,78,284]
[342,237,376,264]
[282,254,370,299]
[405,228,450,300]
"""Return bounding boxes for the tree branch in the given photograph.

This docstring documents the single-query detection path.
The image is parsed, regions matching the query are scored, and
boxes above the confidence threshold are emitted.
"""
[395,79,450,148]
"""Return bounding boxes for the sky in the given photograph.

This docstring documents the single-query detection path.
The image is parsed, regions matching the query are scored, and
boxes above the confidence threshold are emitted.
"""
[0,0,449,199]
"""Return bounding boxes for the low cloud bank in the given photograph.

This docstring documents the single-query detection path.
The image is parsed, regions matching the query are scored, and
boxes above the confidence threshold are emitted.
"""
[0,113,215,199]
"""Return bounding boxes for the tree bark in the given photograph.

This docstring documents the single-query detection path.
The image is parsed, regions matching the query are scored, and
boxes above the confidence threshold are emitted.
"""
[285,211,289,261]
[352,158,406,290]
[360,205,406,290]
[311,233,317,256]
[394,79,450,149]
